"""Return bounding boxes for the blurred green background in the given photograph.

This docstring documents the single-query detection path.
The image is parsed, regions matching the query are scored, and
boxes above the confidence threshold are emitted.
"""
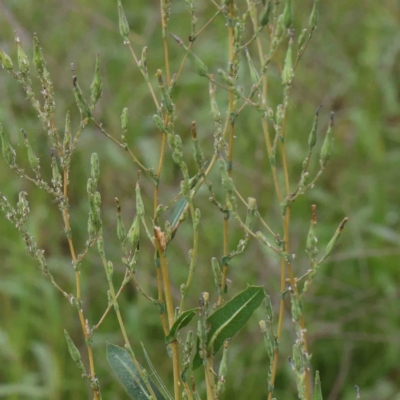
[0,0,400,399]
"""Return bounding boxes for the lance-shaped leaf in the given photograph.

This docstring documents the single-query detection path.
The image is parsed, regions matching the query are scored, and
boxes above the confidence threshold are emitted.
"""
[193,285,266,370]
[106,343,165,400]
[165,308,199,344]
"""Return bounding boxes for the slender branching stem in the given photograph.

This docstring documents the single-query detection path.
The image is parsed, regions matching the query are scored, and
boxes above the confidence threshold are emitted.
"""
[94,269,130,330]
[126,42,160,109]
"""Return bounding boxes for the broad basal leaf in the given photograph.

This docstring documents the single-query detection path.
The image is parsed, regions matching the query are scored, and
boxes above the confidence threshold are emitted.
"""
[107,343,165,400]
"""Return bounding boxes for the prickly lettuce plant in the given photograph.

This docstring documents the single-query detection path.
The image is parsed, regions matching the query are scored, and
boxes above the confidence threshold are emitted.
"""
[0,0,351,399]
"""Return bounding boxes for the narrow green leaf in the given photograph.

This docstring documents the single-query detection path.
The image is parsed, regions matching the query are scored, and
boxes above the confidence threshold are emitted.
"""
[207,285,266,352]
[192,285,266,370]
[141,343,174,400]
[106,343,165,400]
[165,308,199,344]
[169,198,187,229]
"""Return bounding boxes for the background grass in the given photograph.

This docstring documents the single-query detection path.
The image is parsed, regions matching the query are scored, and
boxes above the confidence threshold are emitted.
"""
[0,0,399,399]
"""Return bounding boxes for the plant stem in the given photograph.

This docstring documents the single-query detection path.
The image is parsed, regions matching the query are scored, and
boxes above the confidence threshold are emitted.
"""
[94,269,130,330]
[218,1,235,308]
[62,168,100,400]
[205,355,216,400]
[179,201,199,312]
[154,230,182,400]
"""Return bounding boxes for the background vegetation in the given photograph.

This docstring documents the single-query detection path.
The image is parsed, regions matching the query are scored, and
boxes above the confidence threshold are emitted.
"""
[0,0,399,399]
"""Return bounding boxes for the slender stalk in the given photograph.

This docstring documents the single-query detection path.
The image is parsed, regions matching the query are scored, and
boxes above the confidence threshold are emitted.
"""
[62,168,100,400]
[154,230,182,400]
[179,202,199,312]
[205,355,216,400]
[218,1,235,307]
[94,269,130,330]
[126,42,160,109]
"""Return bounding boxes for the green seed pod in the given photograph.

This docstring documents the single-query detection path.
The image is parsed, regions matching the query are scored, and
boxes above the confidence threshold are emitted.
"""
[115,198,126,242]
[172,134,183,165]
[194,208,201,230]
[293,342,305,372]
[33,33,47,77]
[282,37,293,87]
[63,111,71,154]
[189,51,209,78]
[264,296,274,322]
[135,181,145,217]
[312,371,323,400]
[306,205,318,257]
[276,104,284,126]
[218,157,234,194]
[15,34,29,76]
[283,0,293,28]
[153,114,166,133]
[308,105,322,150]
[156,69,174,114]
[309,0,320,32]
[290,293,302,322]
[245,197,257,231]
[106,260,114,281]
[64,330,83,363]
[0,49,13,70]
[50,151,62,188]
[275,14,285,39]
[120,107,128,146]
[0,125,16,165]
[320,112,334,167]
[306,222,318,256]
[245,47,260,86]
[141,46,148,75]
[21,129,40,173]
[73,74,92,119]
[298,172,310,194]
[259,0,272,27]
[87,212,96,242]
[117,0,130,39]
[216,340,229,396]
[87,177,96,196]
[259,320,274,359]
[209,80,221,123]
[97,235,105,258]
[191,121,204,168]
[197,315,207,348]
[90,53,103,107]
[298,29,308,51]
[126,214,140,252]
[319,217,348,264]
[36,249,48,274]
[17,191,29,217]
[211,257,222,289]
[90,153,100,184]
